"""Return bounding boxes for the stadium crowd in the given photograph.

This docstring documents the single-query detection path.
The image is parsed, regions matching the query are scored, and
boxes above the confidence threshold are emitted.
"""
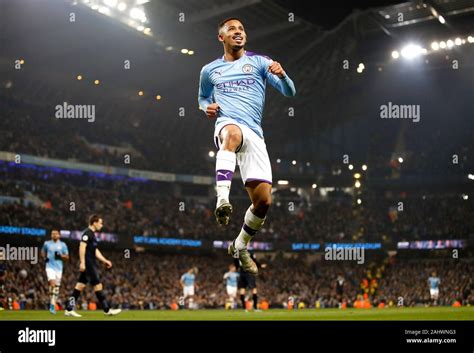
[2,250,473,310]
[1,163,473,244]
[1,95,472,179]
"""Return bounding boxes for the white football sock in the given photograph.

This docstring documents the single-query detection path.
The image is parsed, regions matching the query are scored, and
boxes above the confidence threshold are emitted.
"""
[235,205,266,250]
[215,150,236,203]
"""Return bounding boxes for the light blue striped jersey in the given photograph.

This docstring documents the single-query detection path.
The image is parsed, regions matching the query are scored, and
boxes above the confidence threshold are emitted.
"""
[42,240,68,272]
[181,272,195,286]
[198,51,296,138]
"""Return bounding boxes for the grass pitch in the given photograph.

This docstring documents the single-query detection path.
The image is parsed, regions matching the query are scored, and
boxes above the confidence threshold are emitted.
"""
[1,307,473,321]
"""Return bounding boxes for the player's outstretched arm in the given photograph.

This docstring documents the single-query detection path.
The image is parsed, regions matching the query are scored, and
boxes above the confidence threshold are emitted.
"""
[265,60,296,97]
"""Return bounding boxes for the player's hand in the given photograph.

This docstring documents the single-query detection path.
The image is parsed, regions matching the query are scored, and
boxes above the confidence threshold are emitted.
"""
[45,257,49,263]
[79,262,85,272]
[268,61,286,79]
[104,260,112,269]
[206,103,220,119]
[54,252,62,260]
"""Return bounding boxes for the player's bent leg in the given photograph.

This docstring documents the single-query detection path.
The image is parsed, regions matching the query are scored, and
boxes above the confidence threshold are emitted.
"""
[252,288,260,311]
[65,282,85,317]
[246,181,272,218]
[188,295,194,309]
[94,283,121,316]
[239,288,247,311]
[228,181,271,275]
[214,125,242,225]
[48,279,57,314]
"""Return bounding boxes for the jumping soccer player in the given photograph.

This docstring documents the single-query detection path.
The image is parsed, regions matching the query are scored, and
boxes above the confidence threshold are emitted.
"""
[428,271,440,306]
[223,264,239,308]
[180,267,197,309]
[65,215,121,317]
[41,229,69,314]
[198,18,296,274]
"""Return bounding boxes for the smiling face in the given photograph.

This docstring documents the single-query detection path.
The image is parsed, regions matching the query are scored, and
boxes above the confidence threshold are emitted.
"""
[218,19,247,51]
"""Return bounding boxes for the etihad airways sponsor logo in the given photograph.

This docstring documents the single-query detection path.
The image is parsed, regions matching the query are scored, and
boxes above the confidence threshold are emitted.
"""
[216,78,256,92]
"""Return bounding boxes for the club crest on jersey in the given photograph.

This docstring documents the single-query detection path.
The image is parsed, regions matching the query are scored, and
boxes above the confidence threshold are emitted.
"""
[242,64,253,74]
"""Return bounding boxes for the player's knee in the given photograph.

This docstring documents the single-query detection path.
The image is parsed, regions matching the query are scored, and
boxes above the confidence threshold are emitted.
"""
[221,127,242,151]
[93,283,103,292]
[254,196,271,214]
[75,283,86,291]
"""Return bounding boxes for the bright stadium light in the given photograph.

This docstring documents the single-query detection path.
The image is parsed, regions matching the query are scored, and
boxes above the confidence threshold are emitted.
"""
[391,50,400,59]
[431,42,439,50]
[277,180,289,185]
[357,198,362,205]
[276,158,281,163]
[462,194,469,200]
[439,41,446,49]
[348,164,354,170]
[117,2,126,11]
[362,164,367,171]
[103,0,118,7]
[292,160,297,165]
[136,25,144,31]
[155,95,162,100]
[138,90,144,96]
[312,184,317,189]
[401,44,423,59]
[181,49,189,54]
[354,173,361,179]
[454,37,462,46]
[188,50,194,55]
[76,75,82,80]
[130,7,146,22]
[468,36,474,43]
[468,174,474,180]
[98,7,110,15]
[446,39,454,48]
[355,180,361,188]
[438,15,445,24]
[208,151,215,158]
[398,157,404,163]
[94,79,100,85]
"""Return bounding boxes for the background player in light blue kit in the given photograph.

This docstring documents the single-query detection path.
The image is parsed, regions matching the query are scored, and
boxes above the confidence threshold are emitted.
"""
[41,229,69,314]
[428,271,440,306]
[223,264,239,308]
[198,18,295,275]
[180,267,198,309]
